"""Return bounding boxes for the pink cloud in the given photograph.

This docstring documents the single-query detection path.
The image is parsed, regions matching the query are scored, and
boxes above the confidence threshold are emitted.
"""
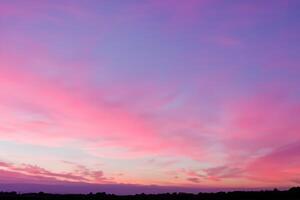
[0,169,61,184]
[0,0,91,21]
[203,166,243,182]
[145,159,178,168]
[222,88,300,152]
[0,160,111,184]
[187,177,201,183]
[245,141,300,184]
[0,50,211,160]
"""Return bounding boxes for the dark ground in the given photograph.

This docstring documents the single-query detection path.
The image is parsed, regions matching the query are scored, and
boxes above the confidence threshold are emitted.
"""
[0,187,299,200]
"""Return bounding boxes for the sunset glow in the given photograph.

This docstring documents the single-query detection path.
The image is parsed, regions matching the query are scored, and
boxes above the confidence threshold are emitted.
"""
[0,0,300,194]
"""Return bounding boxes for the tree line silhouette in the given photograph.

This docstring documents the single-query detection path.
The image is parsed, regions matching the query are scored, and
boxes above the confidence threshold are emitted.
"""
[0,187,299,200]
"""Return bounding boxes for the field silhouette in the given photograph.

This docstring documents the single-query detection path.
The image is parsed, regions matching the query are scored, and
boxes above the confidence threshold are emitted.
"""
[0,187,299,200]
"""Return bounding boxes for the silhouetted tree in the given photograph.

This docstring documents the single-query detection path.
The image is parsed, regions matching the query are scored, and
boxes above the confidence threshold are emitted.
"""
[0,187,299,199]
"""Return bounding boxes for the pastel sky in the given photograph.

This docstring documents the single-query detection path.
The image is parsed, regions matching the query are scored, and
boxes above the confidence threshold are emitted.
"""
[0,0,300,194]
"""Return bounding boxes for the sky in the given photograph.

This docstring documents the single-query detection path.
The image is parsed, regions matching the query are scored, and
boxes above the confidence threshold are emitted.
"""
[0,0,300,194]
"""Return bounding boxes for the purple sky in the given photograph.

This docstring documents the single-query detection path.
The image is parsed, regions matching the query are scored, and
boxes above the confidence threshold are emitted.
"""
[0,0,300,194]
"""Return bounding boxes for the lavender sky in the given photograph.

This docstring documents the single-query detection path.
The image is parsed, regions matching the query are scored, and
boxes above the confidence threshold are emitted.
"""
[0,0,300,194]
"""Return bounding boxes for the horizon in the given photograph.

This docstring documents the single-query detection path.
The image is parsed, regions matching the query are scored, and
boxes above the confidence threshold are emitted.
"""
[0,0,300,195]
[0,183,295,195]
